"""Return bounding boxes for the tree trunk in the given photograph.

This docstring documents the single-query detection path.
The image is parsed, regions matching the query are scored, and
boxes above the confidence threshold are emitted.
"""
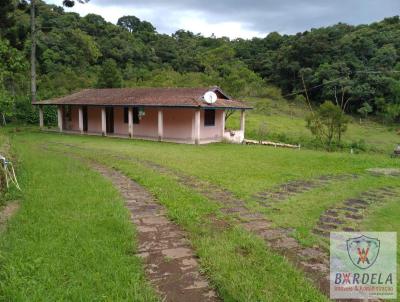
[30,0,36,103]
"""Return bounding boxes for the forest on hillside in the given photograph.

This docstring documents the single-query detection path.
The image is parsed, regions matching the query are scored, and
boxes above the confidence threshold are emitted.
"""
[1,0,400,124]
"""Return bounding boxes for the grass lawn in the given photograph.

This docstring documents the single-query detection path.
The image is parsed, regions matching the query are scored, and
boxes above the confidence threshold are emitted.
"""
[0,125,399,300]
[0,132,158,301]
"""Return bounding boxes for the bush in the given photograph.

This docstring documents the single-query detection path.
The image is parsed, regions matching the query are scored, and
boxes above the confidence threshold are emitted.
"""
[306,101,349,151]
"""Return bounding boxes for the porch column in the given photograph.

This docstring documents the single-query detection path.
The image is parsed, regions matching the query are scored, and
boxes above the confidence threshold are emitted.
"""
[78,106,84,134]
[194,109,200,145]
[128,107,133,138]
[221,110,226,137]
[57,105,63,132]
[158,109,163,141]
[101,107,106,136]
[39,105,44,129]
[240,109,245,133]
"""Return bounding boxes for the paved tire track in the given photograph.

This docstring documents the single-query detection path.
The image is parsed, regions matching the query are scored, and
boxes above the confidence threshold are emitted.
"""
[44,144,219,302]
[125,159,332,295]
[49,143,375,297]
[313,186,399,237]
[90,163,219,302]
[252,174,358,209]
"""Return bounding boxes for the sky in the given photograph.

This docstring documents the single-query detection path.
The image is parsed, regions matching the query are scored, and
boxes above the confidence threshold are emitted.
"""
[46,0,400,39]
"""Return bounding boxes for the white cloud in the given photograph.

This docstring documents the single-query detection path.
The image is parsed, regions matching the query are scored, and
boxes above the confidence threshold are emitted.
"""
[46,1,152,24]
[45,0,266,38]
[176,12,266,38]
[45,0,399,38]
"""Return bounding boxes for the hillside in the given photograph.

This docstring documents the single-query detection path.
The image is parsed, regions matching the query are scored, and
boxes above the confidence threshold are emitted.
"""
[226,96,400,153]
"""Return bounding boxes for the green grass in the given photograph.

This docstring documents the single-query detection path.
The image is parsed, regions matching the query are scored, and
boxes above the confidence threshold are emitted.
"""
[226,97,400,153]
[359,195,400,281]
[264,174,400,246]
[45,133,326,301]
[39,129,400,295]
[0,133,158,301]
[1,123,400,300]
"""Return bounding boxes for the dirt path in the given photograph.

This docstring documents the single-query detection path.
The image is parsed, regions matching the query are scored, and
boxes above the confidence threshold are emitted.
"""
[0,201,19,232]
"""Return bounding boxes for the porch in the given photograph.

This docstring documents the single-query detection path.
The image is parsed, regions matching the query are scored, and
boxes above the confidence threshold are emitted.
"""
[38,105,246,144]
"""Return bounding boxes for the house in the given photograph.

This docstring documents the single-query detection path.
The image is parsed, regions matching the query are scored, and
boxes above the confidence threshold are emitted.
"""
[33,87,252,144]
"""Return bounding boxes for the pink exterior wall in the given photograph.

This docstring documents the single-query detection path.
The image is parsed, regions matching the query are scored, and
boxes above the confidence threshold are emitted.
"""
[132,108,158,138]
[87,107,102,133]
[163,108,194,141]
[66,105,226,143]
[200,109,224,140]
[113,107,128,135]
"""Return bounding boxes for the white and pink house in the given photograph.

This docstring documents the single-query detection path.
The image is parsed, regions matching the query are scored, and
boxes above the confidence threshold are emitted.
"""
[34,87,252,144]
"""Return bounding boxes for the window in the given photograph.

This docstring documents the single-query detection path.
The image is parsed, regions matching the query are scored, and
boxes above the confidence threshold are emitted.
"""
[204,109,215,126]
[123,107,140,124]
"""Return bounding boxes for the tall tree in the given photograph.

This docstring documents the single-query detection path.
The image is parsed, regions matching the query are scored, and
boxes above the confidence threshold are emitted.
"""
[96,59,123,88]
[30,0,36,102]
[117,16,155,34]
[30,0,89,103]
[0,0,15,34]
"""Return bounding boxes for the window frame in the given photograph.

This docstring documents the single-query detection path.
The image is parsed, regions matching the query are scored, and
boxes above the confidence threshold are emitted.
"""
[204,109,215,127]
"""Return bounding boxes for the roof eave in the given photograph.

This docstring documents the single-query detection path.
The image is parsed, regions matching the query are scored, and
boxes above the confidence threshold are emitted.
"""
[32,102,252,110]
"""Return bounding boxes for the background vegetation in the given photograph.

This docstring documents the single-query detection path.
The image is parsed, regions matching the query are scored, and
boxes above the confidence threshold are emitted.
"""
[0,0,399,150]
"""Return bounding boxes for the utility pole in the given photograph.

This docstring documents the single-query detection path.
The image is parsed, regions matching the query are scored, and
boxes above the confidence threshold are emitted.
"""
[30,0,36,103]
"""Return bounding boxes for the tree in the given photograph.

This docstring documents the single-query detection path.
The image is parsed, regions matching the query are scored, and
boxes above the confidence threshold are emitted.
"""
[306,101,349,151]
[30,0,89,102]
[96,59,123,88]
[0,38,27,122]
[117,16,155,34]
[0,0,15,35]
[357,102,372,123]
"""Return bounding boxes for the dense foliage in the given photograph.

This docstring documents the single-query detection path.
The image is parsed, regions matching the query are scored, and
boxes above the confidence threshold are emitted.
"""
[0,0,399,124]
[234,17,400,121]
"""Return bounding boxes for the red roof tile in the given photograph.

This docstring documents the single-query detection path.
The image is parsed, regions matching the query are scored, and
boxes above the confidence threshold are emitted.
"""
[34,87,252,110]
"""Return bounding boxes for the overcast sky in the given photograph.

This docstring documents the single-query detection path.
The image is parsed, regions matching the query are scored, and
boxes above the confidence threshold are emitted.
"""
[46,0,399,39]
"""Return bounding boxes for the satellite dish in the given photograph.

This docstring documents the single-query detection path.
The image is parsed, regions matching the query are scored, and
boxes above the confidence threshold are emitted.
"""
[203,91,217,104]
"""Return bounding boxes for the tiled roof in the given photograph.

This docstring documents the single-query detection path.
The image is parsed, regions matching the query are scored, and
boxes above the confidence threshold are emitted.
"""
[34,87,252,109]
